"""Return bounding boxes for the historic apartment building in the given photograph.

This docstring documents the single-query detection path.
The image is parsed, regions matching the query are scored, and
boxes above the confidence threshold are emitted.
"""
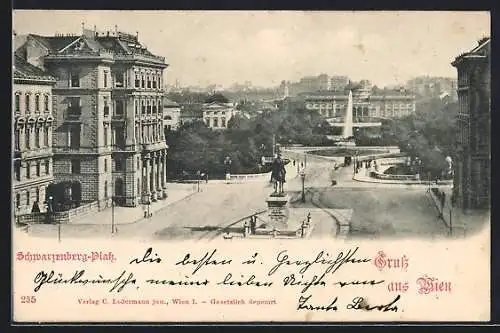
[451,37,490,210]
[13,55,56,214]
[302,87,416,121]
[15,26,169,208]
[163,98,181,131]
[202,102,238,129]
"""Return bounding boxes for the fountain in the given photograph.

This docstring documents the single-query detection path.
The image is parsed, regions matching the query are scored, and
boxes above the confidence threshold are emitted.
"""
[343,90,354,139]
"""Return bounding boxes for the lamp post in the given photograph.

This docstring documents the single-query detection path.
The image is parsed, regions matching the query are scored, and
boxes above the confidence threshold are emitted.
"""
[197,170,201,192]
[300,169,306,203]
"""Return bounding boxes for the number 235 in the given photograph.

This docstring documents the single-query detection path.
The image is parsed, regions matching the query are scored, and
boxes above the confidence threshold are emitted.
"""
[20,296,37,304]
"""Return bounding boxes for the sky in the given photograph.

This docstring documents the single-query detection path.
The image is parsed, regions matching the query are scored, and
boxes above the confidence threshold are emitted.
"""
[13,11,490,88]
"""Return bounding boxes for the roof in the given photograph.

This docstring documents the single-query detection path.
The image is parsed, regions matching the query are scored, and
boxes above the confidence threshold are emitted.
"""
[13,54,55,83]
[452,37,490,66]
[162,98,180,107]
[22,32,165,64]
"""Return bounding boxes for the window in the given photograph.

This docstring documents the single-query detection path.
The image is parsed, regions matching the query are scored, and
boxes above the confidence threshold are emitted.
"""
[44,127,49,146]
[152,76,157,89]
[135,73,140,88]
[221,118,226,127]
[25,94,30,113]
[147,100,151,114]
[68,97,81,115]
[135,126,139,142]
[26,163,31,179]
[115,100,124,115]
[115,71,124,87]
[71,159,81,174]
[103,127,108,146]
[103,98,110,116]
[45,160,49,175]
[69,124,81,149]
[137,157,140,170]
[104,180,108,199]
[103,71,108,88]
[36,162,40,176]
[137,178,140,195]
[14,129,20,151]
[35,95,40,112]
[158,99,162,110]
[15,94,20,113]
[147,76,151,89]
[115,159,124,171]
[104,158,108,172]
[141,100,146,114]
[135,101,138,116]
[25,129,30,149]
[70,72,80,87]
[26,190,30,206]
[14,162,20,181]
[152,101,157,114]
[141,75,145,88]
[35,188,39,202]
[16,193,20,208]
[44,95,49,112]
[213,118,218,127]
[35,128,40,148]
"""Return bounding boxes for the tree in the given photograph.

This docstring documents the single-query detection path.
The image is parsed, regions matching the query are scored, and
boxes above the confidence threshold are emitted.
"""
[205,92,229,104]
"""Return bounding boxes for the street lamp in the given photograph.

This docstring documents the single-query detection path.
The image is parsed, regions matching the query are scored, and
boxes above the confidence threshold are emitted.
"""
[299,169,306,203]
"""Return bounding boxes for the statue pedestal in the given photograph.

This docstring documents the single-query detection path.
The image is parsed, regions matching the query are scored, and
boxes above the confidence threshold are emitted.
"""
[265,194,290,229]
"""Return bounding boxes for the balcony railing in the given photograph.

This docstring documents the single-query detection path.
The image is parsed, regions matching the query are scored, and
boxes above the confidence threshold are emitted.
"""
[141,142,167,152]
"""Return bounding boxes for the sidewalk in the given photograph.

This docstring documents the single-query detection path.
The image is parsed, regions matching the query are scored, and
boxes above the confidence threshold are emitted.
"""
[71,183,196,225]
[427,187,489,238]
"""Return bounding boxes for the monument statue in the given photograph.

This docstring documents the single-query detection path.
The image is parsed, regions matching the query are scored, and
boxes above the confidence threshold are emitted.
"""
[270,153,286,195]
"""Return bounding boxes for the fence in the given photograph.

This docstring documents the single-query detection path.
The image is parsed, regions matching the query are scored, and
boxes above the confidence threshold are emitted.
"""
[16,201,100,225]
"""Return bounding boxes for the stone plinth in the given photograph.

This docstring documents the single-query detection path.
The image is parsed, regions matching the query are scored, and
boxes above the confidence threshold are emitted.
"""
[266,194,290,229]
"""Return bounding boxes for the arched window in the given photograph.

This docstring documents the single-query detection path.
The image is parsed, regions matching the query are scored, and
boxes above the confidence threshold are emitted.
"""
[35,94,40,112]
[147,100,151,114]
[25,94,31,113]
[152,100,157,113]
[15,94,20,113]
[44,95,50,112]
[141,100,146,114]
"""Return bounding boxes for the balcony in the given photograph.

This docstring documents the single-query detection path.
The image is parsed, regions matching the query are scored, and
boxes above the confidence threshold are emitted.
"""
[16,147,53,159]
[141,141,167,152]
[112,144,138,153]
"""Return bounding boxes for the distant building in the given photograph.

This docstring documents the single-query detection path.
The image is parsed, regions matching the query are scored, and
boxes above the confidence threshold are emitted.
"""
[163,98,181,131]
[13,54,56,215]
[451,37,490,210]
[406,76,458,101]
[179,103,203,125]
[15,25,169,207]
[202,102,238,129]
[302,87,416,120]
[330,76,349,91]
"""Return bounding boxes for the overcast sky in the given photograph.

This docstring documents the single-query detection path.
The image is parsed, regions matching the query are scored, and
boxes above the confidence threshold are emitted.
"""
[13,10,490,88]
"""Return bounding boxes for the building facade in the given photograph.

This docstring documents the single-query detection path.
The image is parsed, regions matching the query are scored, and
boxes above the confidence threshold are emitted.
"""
[451,37,490,210]
[302,88,416,121]
[13,55,56,215]
[202,102,238,129]
[163,98,181,131]
[16,26,169,208]
[330,75,349,91]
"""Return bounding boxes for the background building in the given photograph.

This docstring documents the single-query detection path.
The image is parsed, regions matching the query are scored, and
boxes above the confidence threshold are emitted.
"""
[202,102,238,129]
[13,55,56,215]
[303,87,416,121]
[451,37,490,210]
[330,75,349,91]
[15,25,169,208]
[163,98,181,131]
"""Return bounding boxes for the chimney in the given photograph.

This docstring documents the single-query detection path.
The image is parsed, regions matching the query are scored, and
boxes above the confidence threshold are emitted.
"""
[136,31,139,41]
[81,21,85,34]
